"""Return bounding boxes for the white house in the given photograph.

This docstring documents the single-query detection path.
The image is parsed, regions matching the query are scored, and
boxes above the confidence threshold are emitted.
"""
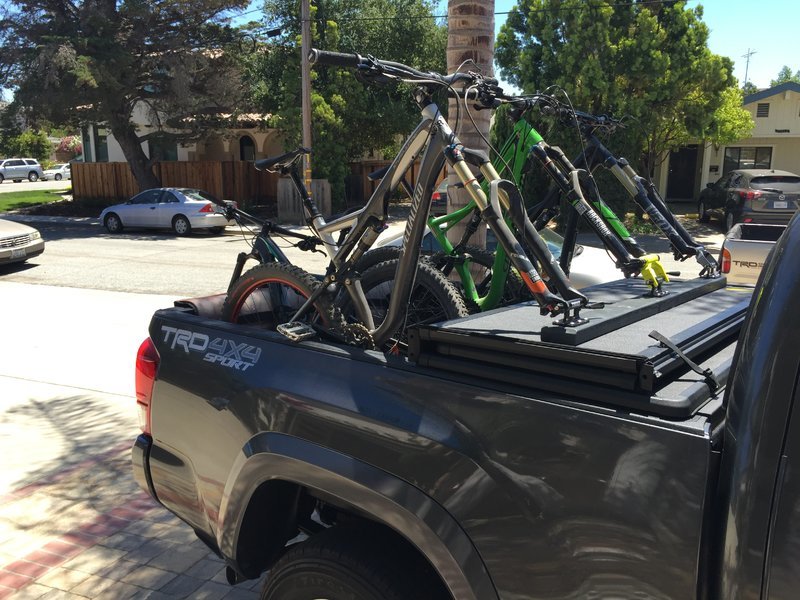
[81,102,285,164]
[655,81,800,201]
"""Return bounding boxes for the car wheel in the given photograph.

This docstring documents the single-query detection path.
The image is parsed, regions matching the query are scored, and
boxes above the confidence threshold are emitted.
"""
[697,200,710,223]
[104,213,123,233]
[54,174,62,181]
[28,172,39,182]
[725,211,736,232]
[261,525,448,600]
[172,215,192,236]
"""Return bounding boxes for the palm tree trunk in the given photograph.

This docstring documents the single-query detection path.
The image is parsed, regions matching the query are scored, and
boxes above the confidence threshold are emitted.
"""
[446,0,495,249]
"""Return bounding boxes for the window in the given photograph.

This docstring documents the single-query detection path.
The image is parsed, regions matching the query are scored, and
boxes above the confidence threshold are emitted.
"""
[756,103,770,117]
[723,147,772,174]
[148,138,178,161]
[131,190,163,204]
[239,136,255,161]
[93,127,109,162]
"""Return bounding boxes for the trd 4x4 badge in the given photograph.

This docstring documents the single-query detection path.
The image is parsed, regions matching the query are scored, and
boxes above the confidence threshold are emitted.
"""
[160,326,261,371]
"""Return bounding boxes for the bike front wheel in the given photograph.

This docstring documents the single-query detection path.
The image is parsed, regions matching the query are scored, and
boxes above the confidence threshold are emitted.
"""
[222,263,333,329]
[343,258,469,352]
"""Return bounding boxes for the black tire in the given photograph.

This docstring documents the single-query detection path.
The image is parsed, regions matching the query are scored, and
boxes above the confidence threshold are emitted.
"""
[354,246,402,273]
[430,245,529,310]
[261,526,448,600]
[222,263,332,330]
[172,215,192,236]
[104,213,123,233]
[54,174,62,181]
[697,199,710,223]
[28,172,39,182]
[343,258,468,351]
[725,210,736,232]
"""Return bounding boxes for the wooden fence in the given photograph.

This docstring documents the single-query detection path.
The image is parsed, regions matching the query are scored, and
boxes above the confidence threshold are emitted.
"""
[72,158,444,210]
[72,161,280,208]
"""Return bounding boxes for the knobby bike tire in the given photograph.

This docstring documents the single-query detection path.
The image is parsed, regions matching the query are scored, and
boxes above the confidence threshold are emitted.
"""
[429,246,530,311]
[354,246,403,274]
[222,263,332,329]
[342,258,469,351]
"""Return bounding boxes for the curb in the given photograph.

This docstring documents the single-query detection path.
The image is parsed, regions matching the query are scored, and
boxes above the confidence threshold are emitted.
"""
[0,213,101,225]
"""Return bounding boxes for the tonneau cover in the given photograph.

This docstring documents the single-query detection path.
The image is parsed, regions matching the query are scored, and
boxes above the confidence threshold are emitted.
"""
[409,277,752,418]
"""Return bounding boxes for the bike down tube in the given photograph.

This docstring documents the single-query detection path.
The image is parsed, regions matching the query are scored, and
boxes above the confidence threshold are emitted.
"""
[370,104,448,347]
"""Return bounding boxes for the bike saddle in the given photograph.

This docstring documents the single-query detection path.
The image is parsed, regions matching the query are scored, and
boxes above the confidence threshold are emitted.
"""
[255,147,311,173]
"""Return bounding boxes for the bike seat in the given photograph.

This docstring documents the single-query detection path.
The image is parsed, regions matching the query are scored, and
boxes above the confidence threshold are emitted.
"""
[255,147,311,172]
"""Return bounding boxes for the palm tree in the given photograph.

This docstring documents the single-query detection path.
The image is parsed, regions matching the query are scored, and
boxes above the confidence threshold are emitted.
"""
[446,0,495,247]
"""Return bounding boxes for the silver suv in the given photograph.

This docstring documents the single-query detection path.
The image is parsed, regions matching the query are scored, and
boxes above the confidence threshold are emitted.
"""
[0,158,45,183]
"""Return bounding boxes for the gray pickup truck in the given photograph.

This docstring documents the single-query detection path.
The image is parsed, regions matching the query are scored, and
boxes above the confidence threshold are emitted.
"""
[132,217,800,599]
[719,222,786,285]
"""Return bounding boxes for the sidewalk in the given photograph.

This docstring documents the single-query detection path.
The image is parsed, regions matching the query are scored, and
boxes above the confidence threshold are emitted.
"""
[0,283,262,599]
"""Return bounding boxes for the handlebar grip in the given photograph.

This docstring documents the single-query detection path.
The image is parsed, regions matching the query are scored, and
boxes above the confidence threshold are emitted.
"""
[308,48,365,68]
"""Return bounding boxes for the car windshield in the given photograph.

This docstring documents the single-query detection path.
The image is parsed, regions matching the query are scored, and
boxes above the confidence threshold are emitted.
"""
[749,176,800,193]
[182,189,222,204]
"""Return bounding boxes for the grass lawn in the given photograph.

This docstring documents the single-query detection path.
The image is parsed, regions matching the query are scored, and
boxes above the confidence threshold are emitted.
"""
[0,188,72,212]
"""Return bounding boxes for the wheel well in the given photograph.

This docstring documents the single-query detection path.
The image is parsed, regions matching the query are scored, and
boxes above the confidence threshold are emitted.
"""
[235,481,452,598]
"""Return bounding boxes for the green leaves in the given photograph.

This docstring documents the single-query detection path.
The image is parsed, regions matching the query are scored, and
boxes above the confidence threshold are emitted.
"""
[496,0,743,179]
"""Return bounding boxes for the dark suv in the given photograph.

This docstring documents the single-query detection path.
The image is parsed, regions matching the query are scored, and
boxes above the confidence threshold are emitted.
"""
[698,168,800,231]
[0,158,45,183]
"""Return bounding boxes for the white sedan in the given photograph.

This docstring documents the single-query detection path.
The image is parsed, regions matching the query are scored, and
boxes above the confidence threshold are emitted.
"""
[42,163,72,181]
[99,188,232,236]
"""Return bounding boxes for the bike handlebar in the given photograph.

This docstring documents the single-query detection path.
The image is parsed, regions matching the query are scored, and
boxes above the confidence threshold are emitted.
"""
[308,49,367,69]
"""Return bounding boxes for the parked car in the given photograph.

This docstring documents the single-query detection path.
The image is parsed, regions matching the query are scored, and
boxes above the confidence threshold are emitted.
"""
[698,168,800,231]
[0,158,44,183]
[99,188,233,236]
[377,224,620,289]
[430,180,448,215]
[0,219,45,265]
[42,163,72,181]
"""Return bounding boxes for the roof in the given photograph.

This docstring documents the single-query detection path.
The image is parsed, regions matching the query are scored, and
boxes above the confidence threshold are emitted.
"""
[744,81,800,105]
[731,168,800,178]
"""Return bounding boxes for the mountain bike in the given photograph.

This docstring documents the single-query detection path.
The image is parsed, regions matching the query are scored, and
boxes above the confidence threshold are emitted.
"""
[545,107,720,278]
[223,50,591,350]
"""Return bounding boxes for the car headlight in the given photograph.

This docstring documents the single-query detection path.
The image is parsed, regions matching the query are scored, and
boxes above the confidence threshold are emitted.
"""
[30,230,41,240]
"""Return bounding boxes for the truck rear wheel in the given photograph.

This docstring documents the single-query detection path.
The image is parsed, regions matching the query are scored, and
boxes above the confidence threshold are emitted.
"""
[261,526,448,600]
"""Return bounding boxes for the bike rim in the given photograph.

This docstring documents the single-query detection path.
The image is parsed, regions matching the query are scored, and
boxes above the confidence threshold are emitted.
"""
[231,277,327,327]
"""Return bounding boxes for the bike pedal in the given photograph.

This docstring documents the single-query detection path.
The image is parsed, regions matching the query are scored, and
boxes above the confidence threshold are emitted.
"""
[277,321,317,342]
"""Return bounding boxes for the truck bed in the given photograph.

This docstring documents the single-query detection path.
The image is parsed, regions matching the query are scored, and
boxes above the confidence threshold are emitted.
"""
[142,275,750,599]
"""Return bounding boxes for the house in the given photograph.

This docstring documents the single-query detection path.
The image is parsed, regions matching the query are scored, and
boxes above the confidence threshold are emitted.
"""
[655,81,800,201]
[80,102,285,164]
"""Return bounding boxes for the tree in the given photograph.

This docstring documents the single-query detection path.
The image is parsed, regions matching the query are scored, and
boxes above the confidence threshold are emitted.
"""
[445,0,494,247]
[495,0,737,180]
[742,81,758,96]
[0,0,252,191]
[247,0,446,206]
[0,129,51,161]
[770,65,800,87]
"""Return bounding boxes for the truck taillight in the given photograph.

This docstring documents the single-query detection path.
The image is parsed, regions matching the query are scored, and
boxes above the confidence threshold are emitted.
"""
[135,337,159,435]
[199,203,215,213]
[431,191,442,201]
[721,247,731,274]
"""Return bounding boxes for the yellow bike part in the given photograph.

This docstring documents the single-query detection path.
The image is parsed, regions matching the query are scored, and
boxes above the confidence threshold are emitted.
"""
[639,254,669,293]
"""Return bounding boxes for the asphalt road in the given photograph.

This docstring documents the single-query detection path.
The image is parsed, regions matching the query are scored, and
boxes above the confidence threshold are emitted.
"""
[0,219,331,297]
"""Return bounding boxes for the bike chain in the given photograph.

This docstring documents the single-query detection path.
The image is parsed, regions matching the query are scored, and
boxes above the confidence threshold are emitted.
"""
[325,306,376,350]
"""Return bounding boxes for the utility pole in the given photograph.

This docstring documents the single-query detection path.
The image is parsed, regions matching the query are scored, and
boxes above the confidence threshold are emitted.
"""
[742,48,757,89]
[300,0,313,192]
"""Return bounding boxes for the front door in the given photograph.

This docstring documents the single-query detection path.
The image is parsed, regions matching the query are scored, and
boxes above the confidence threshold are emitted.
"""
[666,146,699,200]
